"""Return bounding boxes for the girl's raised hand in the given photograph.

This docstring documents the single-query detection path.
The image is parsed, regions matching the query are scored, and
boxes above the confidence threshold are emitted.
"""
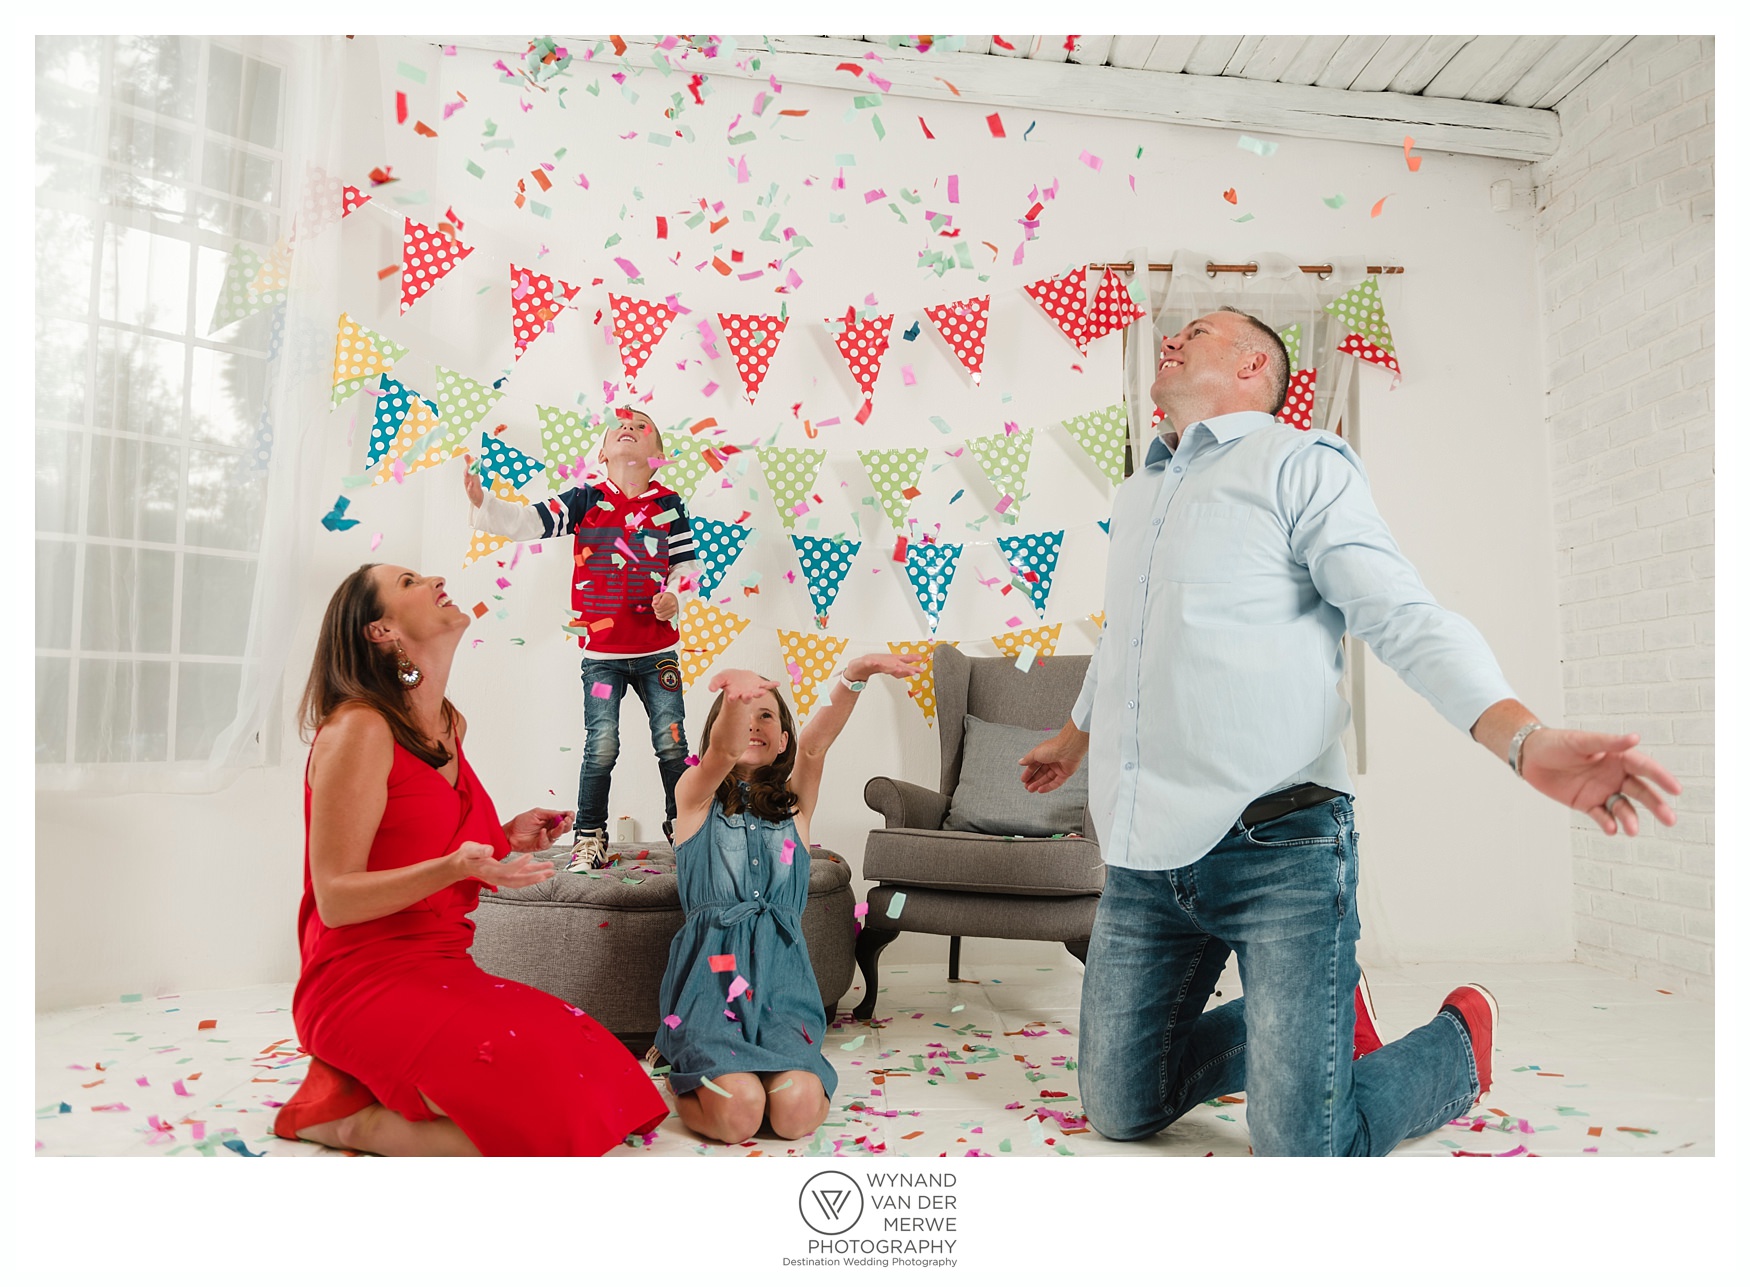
[708,668,781,704]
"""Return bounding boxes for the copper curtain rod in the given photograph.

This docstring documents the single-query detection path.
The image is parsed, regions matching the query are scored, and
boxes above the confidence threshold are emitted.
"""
[1091,262,1405,276]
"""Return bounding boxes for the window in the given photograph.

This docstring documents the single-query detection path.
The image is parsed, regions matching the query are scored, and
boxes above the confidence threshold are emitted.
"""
[36,36,288,768]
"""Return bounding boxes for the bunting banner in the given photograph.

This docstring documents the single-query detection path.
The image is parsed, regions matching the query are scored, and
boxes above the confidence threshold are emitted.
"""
[342,183,372,218]
[717,312,789,403]
[331,313,408,409]
[400,217,475,314]
[1325,276,1401,380]
[1278,367,1318,431]
[996,530,1063,618]
[887,639,957,726]
[758,446,826,530]
[990,622,1062,665]
[510,263,579,361]
[478,430,547,490]
[903,540,963,634]
[678,599,752,691]
[1279,322,1302,374]
[925,295,989,384]
[537,404,595,474]
[790,535,860,627]
[463,476,527,567]
[432,365,507,441]
[691,517,754,601]
[369,390,444,486]
[1086,268,1149,342]
[829,307,894,415]
[653,444,712,504]
[608,294,679,389]
[210,245,270,334]
[1089,611,1106,630]
[1338,332,1402,380]
[777,628,850,718]
[1022,266,1090,353]
[1062,403,1128,487]
[250,237,292,306]
[858,447,929,530]
[966,428,1035,520]
[366,375,432,471]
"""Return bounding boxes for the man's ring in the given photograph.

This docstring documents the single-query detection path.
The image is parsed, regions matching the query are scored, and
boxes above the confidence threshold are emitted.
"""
[1604,792,1630,813]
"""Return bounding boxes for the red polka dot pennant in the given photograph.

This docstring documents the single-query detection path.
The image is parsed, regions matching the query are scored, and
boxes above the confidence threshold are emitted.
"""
[400,217,475,314]
[925,296,990,384]
[1338,333,1401,381]
[342,184,372,217]
[1086,269,1149,343]
[510,263,580,362]
[1277,367,1318,430]
[717,312,789,404]
[828,306,894,414]
[1022,266,1091,353]
[608,294,678,389]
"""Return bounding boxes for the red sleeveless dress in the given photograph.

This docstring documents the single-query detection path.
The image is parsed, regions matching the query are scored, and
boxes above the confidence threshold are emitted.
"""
[292,732,666,1155]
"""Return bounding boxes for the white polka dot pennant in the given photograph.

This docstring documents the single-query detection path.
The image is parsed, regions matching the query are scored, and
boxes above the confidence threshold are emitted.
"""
[1085,269,1149,343]
[966,427,1035,522]
[789,534,861,627]
[903,540,965,635]
[996,530,1064,618]
[1061,403,1129,488]
[857,447,929,530]
[1277,368,1318,430]
[886,640,957,726]
[537,405,595,475]
[432,365,507,441]
[678,600,752,692]
[717,312,790,404]
[1324,276,1401,382]
[400,217,476,314]
[510,263,580,362]
[1022,266,1091,353]
[209,244,268,335]
[478,430,547,491]
[652,444,711,504]
[464,476,528,568]
[925,295,990,384]
[608,294,679,390]
[757,446,826,530]
[828,306,895,416]
[1278,322,1302,374]
[777,628,850,718]
[366,374,428,471]
[331,313,409,410]
[690,517,754,600]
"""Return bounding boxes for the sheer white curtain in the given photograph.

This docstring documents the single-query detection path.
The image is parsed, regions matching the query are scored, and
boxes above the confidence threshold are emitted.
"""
[35,34,351,792]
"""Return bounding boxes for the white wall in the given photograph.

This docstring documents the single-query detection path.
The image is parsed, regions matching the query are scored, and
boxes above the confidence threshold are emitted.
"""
[38,34,1579,1009]
[1533,35,1714,998]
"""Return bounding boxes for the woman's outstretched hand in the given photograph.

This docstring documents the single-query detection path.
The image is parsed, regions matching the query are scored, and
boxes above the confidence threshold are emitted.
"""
[708,669,781,705]
[846,652,924,683]
[503,808,573,852]
[449,842,556,891]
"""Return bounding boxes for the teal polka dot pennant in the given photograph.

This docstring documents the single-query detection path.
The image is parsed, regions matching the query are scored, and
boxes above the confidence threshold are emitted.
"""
[996,530,1063,618]
[903,540,964,634]
[479,431,547,491]
[691,518,753,600]
[790,534,861,625]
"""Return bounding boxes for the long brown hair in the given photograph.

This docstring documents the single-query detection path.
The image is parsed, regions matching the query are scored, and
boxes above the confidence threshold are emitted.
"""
[298,564,457,768]
[699,682,799,821]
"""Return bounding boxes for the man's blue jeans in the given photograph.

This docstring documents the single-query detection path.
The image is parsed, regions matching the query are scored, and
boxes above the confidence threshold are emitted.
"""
[577,651,689,834]
[1078,796,1480,1156]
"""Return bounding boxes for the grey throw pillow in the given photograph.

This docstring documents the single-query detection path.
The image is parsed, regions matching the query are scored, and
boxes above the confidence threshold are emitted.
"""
[943,714,1089,838]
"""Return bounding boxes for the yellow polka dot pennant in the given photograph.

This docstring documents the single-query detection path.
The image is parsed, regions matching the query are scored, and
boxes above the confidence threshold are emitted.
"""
[331,313,408,410]
[887,640,957,727]
[777,628,849,718]
[679,600,752,692]
[368,394,444,486]
[990,622,1062,666]
[463,477,527,567]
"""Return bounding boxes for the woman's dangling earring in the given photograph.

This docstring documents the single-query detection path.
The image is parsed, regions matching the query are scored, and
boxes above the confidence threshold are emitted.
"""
[394,641,423,689]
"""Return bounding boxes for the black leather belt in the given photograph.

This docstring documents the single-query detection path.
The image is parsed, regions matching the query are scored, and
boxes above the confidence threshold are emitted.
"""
[1239,783,1344,828]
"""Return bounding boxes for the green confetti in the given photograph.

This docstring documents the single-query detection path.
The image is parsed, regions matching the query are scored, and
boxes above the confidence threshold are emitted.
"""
[396,61,427,84]
[1322,194,1346,209]
[464,159,485,178]
[1232,213,1255,223]
[840,1034,867,1051]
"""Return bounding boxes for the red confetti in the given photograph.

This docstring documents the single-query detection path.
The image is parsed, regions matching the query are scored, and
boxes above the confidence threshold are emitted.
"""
[986,113,1006,138]
[395,91,407,124]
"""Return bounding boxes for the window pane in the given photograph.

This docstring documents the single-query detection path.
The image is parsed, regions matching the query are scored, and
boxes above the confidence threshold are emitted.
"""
[185,447,265,551]
[74,658,171,762]
[188,347,266,448]
[80,544,175,653]
[180,554,256,656]
[99,163,189,217]
[241,59,283,149]
[36,152,104,202]
[36,656,70,764]
[35,206,95,314]
[86,433,182,543]
[107,107,196,183]
[35,425,84,534]
[112,36,200,122]
[35,317,89,423]
[97,225,191,332]
[35,35,105,94]
[202,139,280,205]
[36,539,77,648]
[35,78,100,152]
[176,660,242,759]
[92,327,186,436]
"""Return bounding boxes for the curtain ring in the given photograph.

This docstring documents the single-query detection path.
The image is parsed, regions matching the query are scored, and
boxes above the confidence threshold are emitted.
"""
[1317,270,1332,281]
[1241,263,1257,279]
[1205,261,1218,279]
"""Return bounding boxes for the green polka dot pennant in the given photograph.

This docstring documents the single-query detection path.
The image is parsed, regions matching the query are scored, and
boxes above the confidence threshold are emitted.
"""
[1061,403,1128,488]
[966,427,1035,522]
[1323,276,1395,353]
[857,447,929,530]
[653,443,711,504]
[790,534,861,625]
[330,314,409,410]
[758,446,826,530]
[903,540,964,634]
[996,530,1064,618]
[1279,322,1302,374]
[538,405,594,474]
[479,431,547,491]
[432,366,506,449]
[209,244,268,335]
[691,518,754,600]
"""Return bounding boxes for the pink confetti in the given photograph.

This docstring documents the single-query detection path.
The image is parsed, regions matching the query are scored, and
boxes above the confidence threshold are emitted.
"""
[590,682,613,699]
[369,532,383,551]
[780,838,796,864]
[663,1014,682,1029]
[1079,150,1103,171]
[1005,616,1023,628]
[854,901,869,918]
[727,975,750,1001]
[613,256,641,279]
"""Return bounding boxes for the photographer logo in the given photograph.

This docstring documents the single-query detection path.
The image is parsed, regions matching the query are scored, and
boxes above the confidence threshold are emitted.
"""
[798,1170,864,1235]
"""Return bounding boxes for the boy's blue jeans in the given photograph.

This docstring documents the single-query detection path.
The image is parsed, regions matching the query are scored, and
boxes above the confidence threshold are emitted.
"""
[577,651,689,835]
[1077,796,1480,1156]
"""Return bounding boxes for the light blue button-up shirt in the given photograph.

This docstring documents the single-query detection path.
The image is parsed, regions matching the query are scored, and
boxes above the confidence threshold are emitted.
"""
[1071,411,1515,870]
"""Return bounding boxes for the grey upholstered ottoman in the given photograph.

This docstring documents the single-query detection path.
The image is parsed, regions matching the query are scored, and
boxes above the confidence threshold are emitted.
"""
[469,843,857,1052]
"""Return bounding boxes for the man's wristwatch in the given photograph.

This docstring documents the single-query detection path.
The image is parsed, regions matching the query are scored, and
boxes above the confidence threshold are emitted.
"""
[839,674,867,692]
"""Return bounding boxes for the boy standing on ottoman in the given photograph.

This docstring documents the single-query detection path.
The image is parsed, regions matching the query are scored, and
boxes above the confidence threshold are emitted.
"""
[465,408,701,869]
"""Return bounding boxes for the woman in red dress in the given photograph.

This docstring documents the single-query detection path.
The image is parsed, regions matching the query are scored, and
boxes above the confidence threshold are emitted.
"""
[273,563,668,1155]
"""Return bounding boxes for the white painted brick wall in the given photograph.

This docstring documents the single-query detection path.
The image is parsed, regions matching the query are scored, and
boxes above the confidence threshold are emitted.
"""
[1534,35,1714,998]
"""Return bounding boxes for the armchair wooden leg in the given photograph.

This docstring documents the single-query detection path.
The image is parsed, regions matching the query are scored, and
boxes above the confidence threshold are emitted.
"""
[1064,938,1090,965]
[948,935,962,982]
[852,927,901,1021]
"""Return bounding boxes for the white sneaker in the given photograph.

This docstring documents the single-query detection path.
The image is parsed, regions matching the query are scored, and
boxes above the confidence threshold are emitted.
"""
[565,830,607,872]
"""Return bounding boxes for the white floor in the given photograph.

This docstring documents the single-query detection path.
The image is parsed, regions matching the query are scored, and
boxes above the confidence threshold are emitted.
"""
[33,959,1712,1158]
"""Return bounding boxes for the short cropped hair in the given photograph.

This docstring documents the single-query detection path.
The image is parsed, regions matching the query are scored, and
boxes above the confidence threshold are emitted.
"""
[1217,306,1290,416]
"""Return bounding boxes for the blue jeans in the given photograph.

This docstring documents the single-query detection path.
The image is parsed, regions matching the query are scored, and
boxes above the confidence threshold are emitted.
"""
[1078,797,1479,1156]
[577,651,689,834]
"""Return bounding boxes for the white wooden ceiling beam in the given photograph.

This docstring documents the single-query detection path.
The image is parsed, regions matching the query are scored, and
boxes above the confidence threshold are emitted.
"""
[1463,36,1562,103]
[1183,36,1244,77]
[1141,35,1202,74]
[1315,35,1390,90]
[1279,35,1348,86]
[1526,36,1636,109]
[1106,35,1159,70]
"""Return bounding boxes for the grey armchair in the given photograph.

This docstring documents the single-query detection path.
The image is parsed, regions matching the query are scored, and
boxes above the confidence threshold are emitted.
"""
[854,643,1104,1020]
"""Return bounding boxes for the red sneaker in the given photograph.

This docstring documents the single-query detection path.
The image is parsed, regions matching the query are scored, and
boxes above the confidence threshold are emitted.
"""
[1439,984,1500,1105]
[273,1056,377,1142]
[1352,971,1383,1060]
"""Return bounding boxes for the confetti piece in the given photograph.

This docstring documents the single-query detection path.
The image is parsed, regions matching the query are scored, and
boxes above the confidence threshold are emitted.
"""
[1078,150,1102,171]
[220,1137,263,1157]
[1222,188,1238,204]
[1237,134,1278,156]
[841,1035,867,1051]
[1402,136,1423,172]
[985,113,1005,138]
[727,975,750,1001]
[590,682,614,699]
[698,1075,733,1098]
[771,1079,794,1093]
[197,1019,217,1031]
[708,954,736,972]
[1370,194,1392,218]
[663,1014,682,1029]
[887,891,907,918]
[1322,194,1346,209]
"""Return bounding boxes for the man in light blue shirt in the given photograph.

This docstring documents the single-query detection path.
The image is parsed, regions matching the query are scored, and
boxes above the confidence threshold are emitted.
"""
[1021,307,1681,1155]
